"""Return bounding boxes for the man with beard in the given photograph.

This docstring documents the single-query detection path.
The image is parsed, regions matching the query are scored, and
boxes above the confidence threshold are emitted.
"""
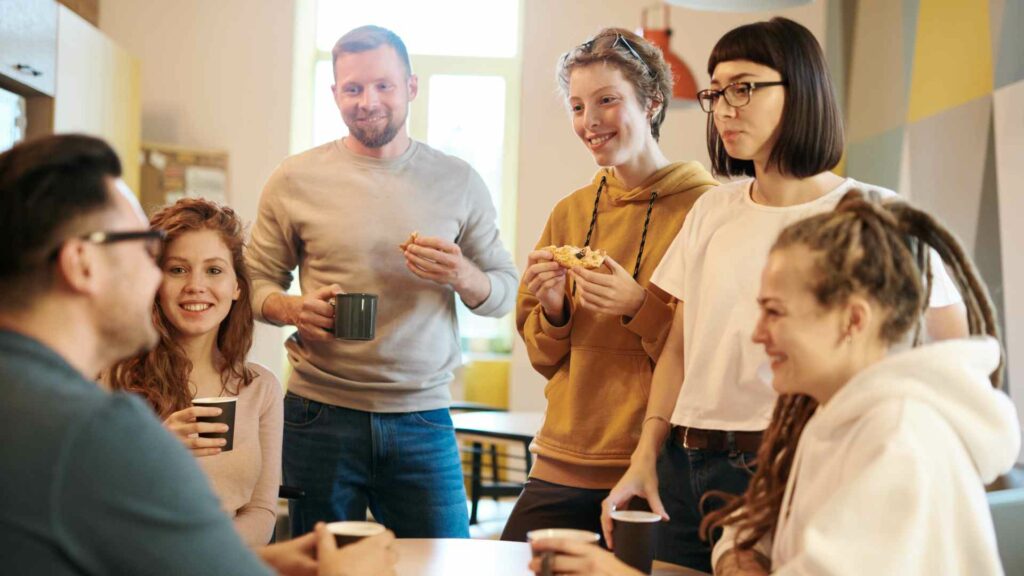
[246,25,517,539]
[0,135,398,575]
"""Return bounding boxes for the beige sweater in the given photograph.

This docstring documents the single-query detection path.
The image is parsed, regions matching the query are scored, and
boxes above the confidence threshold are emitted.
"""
[196,364,283,547]
[245,140,517,412]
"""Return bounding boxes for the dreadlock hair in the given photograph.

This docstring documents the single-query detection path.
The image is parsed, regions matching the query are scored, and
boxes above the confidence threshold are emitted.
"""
[699,189,1002,556]
[108,198,256,417]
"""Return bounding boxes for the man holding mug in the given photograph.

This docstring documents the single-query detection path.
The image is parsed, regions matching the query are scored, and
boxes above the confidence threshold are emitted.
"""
[246,25,517,539]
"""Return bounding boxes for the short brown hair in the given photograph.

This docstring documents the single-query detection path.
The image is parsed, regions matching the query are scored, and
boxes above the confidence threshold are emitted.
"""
[706,17,844,178]
[332,25,412,76]
[556,28,673,141]
[0,134,121,311]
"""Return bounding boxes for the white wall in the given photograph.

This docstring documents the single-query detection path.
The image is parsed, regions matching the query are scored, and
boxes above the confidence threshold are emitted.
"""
[510,1,826,410]
[96,0,825,395]
[99,0,295,376]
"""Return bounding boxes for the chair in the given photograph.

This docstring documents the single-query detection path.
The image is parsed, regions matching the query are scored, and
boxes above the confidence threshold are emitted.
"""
[273,485,306,542]
[451,403,534,525]
[987,487,1024,575]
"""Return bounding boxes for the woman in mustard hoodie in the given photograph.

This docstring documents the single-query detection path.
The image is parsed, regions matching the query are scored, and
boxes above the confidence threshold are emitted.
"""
[501,27,718,542]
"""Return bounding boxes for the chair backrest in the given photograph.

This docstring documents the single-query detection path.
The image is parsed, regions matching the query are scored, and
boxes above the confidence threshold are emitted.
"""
[988,487,1024,575]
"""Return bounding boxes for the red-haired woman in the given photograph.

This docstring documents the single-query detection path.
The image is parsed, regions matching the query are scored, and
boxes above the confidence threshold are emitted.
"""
[109,198,283,547]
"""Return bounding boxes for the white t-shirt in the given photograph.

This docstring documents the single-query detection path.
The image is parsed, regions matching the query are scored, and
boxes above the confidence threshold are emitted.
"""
[650,177,962,431]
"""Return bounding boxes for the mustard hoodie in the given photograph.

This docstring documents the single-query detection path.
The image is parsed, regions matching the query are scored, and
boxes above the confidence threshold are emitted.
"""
[518,162,718,488]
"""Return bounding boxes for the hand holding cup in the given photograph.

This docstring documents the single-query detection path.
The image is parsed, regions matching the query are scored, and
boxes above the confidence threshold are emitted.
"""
[295,284,344,342]
[163,406,228,457]
[527,530,638,576]
[192,397,237,452]
[317,522,397,576]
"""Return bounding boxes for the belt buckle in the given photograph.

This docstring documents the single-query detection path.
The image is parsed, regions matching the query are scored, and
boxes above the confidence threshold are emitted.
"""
[682,426,692,449]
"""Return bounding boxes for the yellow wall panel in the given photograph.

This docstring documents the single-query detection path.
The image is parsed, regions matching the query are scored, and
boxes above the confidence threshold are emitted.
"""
[908,0,993,123]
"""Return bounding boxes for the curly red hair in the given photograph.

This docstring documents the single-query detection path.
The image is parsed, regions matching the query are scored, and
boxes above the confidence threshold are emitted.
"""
[108,198,255,416]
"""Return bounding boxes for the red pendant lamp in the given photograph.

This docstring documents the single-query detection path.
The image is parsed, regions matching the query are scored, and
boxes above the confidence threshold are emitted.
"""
[640,4,698,107]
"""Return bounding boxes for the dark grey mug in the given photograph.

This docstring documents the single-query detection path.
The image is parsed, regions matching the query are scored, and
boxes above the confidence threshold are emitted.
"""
[334,293,377,340]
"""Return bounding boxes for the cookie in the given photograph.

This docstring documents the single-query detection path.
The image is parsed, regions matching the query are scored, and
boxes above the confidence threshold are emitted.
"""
[542,245,607,270]
[399,231,419,252]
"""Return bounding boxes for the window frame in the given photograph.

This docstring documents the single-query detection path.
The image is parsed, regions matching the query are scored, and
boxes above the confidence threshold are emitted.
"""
[290,0,522,354]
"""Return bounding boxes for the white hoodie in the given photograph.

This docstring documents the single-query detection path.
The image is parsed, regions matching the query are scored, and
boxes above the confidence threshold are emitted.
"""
[711,337,1021,575]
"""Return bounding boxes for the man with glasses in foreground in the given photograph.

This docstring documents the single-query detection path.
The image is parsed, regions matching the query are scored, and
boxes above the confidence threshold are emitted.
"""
[0,134,396,575]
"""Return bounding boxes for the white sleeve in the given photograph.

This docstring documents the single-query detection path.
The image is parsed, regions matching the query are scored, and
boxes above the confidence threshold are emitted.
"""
[773,431,934,575]
[710,514,773,573]
[926,248,963,307]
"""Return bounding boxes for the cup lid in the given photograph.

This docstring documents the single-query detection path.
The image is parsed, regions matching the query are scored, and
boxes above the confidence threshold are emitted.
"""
[526,528,600,543]
[610,510,662,523]
[192,397,238,403]
[326,521,386,536]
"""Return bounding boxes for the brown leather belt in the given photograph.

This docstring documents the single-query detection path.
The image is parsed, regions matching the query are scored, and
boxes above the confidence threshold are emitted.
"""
[673,426,763,453]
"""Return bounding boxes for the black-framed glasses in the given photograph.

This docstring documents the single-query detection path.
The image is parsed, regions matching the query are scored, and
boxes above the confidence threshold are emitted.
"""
[580,34,652,77]
[50,229,167,262]
[696,81,788,113]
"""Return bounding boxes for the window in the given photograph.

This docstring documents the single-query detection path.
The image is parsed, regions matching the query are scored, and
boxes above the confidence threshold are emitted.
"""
[293,0,522,354]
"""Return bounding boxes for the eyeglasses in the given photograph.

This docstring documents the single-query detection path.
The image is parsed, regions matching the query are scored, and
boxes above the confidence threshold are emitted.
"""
[696,81,787,113]
[84,230,166,260]
[580,34,652,77]
[50,229,167,262]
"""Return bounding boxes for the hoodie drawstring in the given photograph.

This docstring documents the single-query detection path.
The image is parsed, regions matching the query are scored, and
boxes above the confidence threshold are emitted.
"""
[582,176,606,250]
[580,175,659,279]
[632,191,657,279]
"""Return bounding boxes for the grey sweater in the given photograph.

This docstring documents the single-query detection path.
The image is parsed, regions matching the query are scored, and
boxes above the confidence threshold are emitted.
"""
[246,139,517,412]
[0,330,272,576]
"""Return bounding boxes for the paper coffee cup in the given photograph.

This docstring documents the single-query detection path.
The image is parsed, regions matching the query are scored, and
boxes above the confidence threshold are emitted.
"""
[193,397,237,452]
[527,529,600,576]
[326,521,386,547]
[611,510,661,574]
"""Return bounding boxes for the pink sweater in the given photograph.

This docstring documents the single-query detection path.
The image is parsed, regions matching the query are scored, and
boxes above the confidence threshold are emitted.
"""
[196,363,283,546]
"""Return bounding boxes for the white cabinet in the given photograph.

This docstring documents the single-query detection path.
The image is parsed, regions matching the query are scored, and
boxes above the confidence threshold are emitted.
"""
[53,5,141,192]
[0,0,58,96]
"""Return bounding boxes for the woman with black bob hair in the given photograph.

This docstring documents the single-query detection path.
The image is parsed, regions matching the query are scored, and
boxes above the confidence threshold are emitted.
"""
[591,17,968,574]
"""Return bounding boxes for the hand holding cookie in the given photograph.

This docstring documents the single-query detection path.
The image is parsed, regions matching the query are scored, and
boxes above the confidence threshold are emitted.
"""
[571,255,646,318]
[398,231,419,253]
[524,248,569,323]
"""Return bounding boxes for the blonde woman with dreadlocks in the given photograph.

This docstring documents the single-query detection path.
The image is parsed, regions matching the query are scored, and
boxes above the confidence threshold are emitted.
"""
[503,27,717,542]
[699,190,1020,575]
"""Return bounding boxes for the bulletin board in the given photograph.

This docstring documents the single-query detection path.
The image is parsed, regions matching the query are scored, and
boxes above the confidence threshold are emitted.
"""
[139,142,229,215]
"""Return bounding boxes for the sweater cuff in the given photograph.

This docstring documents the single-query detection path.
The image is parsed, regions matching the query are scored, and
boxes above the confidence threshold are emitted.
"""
[622,289,672,341]
[251,282,285,326]
[539,297,574,339]
[468,271,510,317]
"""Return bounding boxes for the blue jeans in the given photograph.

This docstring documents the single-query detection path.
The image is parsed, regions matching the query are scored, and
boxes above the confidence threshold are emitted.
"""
[282,392,470,538]
[655,436,757,573]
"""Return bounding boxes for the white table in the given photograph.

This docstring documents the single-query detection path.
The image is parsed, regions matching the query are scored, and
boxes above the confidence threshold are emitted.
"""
[392,539,710,575]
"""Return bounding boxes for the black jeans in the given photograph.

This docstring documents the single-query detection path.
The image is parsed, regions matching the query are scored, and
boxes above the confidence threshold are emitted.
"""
[655,436,757,573]
[500,478,609,547]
